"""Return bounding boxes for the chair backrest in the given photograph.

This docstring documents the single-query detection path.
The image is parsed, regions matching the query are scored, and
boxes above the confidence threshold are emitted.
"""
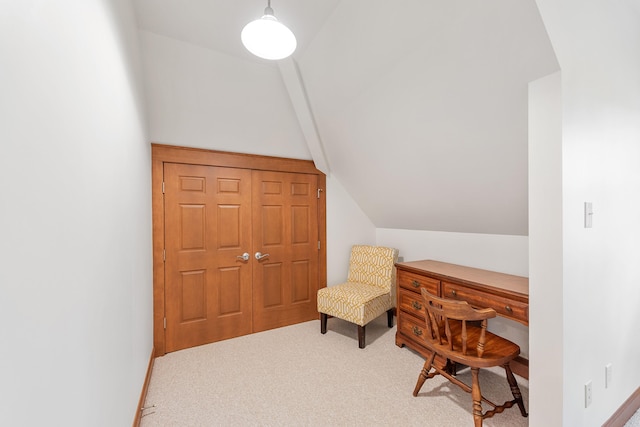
[347,245,399,292]
[420,287,497,358]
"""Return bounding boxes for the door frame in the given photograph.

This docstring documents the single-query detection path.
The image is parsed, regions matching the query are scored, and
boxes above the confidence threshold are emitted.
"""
[151,144,327,356]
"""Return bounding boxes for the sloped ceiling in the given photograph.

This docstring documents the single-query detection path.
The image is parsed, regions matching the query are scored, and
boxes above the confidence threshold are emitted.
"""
[133,0,559,236]
[133,0,341,63]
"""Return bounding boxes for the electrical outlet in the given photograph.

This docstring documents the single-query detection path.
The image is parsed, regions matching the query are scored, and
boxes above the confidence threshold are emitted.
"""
[606,364,613,388]
[585,381,593,407]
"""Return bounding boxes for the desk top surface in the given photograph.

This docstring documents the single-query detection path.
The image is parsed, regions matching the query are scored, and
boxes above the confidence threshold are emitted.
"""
[396,260,528,297]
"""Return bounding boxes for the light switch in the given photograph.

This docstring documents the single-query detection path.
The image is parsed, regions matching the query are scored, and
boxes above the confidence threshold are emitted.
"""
[584,202,593,228]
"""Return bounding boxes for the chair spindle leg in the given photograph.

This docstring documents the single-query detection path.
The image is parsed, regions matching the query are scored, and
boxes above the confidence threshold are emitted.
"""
[413,352,436,397]
[504,363,528,417]
[471,368,483,427]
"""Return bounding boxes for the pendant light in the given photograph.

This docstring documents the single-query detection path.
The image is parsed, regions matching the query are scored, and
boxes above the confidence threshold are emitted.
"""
[241,0,297,60]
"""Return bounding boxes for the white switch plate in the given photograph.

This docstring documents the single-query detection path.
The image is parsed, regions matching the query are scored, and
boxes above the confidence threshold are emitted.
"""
[606,363,613,388]
[585,202,593,228]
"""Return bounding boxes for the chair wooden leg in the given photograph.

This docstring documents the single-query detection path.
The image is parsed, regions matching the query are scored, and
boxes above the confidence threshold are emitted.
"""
[413,352,436,396]
[320,313,327,334]
[504,363,528,417]
[471,368,483,427]
[386,309,394,328]
[358,325,365,348]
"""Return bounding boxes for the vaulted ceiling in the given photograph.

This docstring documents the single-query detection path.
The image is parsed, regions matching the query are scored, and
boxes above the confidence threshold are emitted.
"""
[133,0,559,236]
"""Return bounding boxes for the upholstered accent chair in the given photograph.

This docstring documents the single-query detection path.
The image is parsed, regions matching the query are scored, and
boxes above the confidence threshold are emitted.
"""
[317,245,399,348]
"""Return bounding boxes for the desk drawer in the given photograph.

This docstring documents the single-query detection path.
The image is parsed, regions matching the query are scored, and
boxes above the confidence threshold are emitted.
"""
[398,311,429,346]
[442,281,528,324]
[398,289,427,320]
[398,270,439,294]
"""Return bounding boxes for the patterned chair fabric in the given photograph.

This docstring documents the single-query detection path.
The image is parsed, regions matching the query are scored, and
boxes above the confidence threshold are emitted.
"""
[317,245,399,344]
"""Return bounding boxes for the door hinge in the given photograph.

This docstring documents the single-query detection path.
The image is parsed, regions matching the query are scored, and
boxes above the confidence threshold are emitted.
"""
[162,182,165,194]
[163,317,166,329]
[163,249,166,262]
[317,188,323,199]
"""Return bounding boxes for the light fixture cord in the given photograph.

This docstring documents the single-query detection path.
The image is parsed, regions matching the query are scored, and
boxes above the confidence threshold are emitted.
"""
[265,0,274,16]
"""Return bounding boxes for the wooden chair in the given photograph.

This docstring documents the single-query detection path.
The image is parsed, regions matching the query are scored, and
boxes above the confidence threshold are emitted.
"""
[412,288,528,427]
[317,245,399,348]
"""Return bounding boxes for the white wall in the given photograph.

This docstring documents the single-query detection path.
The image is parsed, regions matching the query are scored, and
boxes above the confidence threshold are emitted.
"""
[376,228,529,357]
[298,0,558,236]
[535,1,640,425]
[0,1,152,426]
[376,229,528,276]
[326,175,376,285]
[528,71,563,426]
[139,30,311,160]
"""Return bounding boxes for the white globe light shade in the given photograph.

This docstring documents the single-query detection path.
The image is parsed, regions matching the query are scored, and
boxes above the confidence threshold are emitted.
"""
[241,15,297,60]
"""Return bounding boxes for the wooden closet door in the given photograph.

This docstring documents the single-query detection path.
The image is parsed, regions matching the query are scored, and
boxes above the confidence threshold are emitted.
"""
[164,163,253,352]
[252,170,319,332]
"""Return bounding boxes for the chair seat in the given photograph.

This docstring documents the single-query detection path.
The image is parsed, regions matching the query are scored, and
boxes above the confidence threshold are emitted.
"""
[430,321,521,368]
[317,281,393,326]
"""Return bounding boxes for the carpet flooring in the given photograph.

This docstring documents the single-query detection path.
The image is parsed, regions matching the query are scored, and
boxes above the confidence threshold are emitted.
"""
[141,316,534,426]
[627,410,640,427]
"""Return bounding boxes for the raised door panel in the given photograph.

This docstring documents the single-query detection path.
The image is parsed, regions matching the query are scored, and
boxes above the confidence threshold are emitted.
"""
[164,163,253,352]
[252,170,319,332]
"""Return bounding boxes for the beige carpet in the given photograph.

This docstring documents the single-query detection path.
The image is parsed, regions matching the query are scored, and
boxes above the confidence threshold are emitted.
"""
[141,315,530,426]
[627,410,640,427]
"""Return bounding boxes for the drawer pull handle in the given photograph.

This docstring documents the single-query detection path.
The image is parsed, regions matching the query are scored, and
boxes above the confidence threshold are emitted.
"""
[505,305,513,313]
[412,326,423,337]
[451,290,457,297]
[411,280,420,288]
[412,301,422,310]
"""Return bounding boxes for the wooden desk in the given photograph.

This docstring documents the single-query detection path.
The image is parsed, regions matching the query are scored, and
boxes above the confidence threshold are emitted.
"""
[395,260,529,378]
